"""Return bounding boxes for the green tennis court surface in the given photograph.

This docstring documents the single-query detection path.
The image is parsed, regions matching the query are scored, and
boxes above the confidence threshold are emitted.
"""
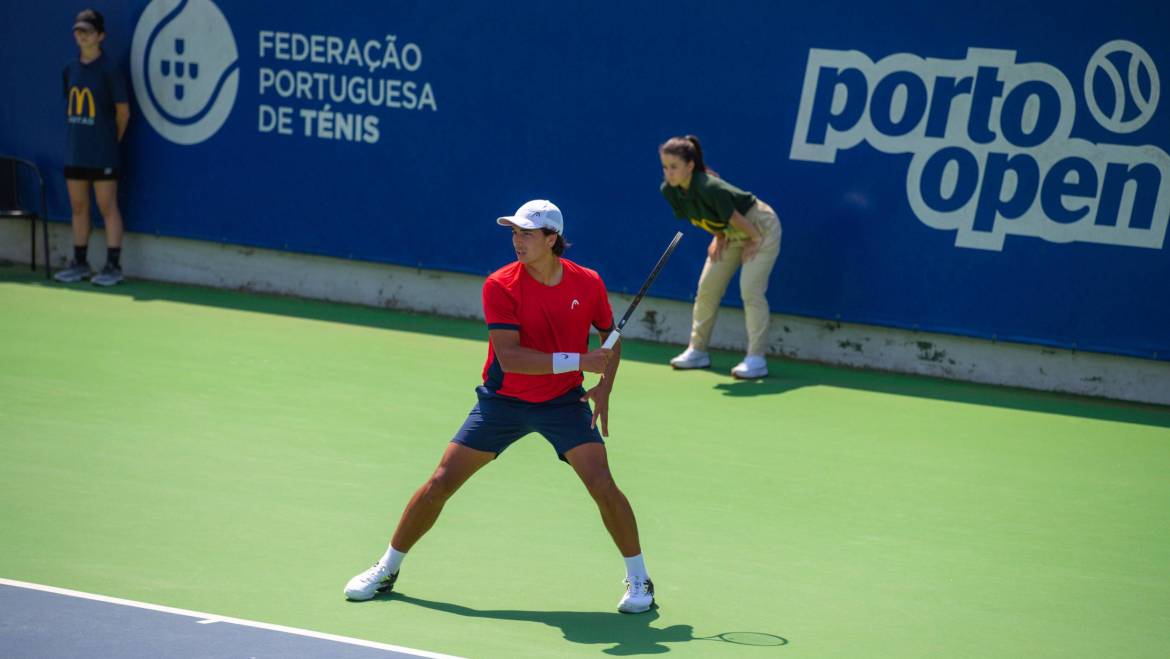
[2,264,1168,659]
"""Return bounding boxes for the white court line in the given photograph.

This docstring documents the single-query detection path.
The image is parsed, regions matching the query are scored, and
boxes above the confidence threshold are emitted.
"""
[0,578,465,659]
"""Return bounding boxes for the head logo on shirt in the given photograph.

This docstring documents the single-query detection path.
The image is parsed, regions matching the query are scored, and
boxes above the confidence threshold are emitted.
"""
[130,0,238,145]
[571,299,580,310]
[67,87,96,123]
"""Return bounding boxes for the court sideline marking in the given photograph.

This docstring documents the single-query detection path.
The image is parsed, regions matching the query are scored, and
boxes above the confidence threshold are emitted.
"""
[0,578,464,659]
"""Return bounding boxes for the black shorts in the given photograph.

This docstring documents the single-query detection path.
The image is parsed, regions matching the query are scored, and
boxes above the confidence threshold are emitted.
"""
[452,386,604,462]
[64,166,118,181]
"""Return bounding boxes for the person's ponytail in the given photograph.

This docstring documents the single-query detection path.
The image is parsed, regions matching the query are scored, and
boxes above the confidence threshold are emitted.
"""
[683,135,706,172]
[659,135,707,173]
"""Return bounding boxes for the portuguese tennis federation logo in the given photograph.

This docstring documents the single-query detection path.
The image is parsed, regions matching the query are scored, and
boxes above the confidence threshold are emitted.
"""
[131,0,239,145]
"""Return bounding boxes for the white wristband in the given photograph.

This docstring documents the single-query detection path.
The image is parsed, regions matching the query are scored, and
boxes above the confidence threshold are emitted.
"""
[552,352,580,374]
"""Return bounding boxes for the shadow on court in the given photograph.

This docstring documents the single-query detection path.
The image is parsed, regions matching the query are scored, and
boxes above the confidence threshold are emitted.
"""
[4,265,1167,429]
[377,593,786,655]
[708,357,1170,428]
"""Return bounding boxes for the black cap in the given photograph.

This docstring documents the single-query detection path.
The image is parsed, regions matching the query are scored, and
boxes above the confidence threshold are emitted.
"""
[73,9,105,34]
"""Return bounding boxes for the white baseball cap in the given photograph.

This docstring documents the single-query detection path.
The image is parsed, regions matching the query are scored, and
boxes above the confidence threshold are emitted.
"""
[496,199,564,235]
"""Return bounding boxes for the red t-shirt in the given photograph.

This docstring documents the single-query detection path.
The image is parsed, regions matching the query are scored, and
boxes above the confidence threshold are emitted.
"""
[481,259,615,402]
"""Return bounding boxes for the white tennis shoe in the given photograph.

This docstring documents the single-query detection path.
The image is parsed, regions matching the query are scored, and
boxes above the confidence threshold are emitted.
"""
[344,563,399,601]
[670,347,710,369]
[731,354,768,379]
[618,576,655,613]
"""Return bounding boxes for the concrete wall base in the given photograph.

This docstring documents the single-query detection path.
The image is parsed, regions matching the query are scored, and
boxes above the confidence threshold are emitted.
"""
[3,220,1166,406]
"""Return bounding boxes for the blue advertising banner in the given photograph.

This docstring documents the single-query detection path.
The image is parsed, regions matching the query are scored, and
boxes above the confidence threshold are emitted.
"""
[2,1,1167,360]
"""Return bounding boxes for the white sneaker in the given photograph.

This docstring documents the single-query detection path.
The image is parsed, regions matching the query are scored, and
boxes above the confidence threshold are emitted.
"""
[731,354,768,379]
[670,347,710,369]
[344,563,399,601]
[618,576,655,613]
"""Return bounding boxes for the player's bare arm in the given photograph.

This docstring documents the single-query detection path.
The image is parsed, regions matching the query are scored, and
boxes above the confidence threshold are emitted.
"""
[489,328,613,374]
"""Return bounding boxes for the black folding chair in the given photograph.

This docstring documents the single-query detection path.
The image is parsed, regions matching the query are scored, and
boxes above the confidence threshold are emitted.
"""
[0,156,51,278]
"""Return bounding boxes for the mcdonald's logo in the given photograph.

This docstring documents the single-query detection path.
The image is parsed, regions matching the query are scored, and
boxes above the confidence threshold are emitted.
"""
[68,86,96,118]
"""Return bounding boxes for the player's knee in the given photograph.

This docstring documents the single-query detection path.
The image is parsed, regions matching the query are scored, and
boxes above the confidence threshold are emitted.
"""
[422,473,458,502]
[583,471,618,499]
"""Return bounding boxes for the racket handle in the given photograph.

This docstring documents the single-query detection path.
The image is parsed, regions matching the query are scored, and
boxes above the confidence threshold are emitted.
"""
[601,330,621,350]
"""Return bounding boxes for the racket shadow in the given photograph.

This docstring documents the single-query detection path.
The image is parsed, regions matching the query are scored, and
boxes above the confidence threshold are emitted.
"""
[695,631,789,646]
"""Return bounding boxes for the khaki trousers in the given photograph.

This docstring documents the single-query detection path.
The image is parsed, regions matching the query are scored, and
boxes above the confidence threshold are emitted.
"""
[688,200,781,356]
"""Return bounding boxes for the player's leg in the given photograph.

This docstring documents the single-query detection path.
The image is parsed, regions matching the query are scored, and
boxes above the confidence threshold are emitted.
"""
[563,442,655,613]
[733,202,782,378]
[54,176,93,282]
[534,390,654,612]
[345,390,523,601]
[672,244,739,368]
[344,442,494,601]
[390,442,495,552]
[91,178,124,286]
[563,442,641,555]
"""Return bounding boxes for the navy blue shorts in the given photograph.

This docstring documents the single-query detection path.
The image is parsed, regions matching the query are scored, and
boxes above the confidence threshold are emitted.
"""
[64,165,118,181]
[452,386,604,461]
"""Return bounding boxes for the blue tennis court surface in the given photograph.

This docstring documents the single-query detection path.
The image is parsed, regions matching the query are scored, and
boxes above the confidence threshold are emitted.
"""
[0,580,462,659]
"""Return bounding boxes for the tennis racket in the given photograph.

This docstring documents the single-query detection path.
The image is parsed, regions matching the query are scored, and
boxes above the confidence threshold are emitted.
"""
[601,231,684,350]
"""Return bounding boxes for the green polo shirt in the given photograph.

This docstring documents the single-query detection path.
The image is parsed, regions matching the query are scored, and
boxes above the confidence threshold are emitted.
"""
[660,171,757,237]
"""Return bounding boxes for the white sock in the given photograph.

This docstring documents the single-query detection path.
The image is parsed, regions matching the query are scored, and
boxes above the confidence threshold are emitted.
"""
[623,553,648,580]
[380,546,407,574]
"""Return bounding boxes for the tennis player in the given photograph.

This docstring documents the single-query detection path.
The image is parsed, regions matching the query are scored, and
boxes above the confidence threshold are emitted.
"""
[345,200,656,614]
[659,135,782,378]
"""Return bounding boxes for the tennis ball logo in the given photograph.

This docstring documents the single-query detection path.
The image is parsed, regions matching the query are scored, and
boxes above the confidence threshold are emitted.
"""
[131,0,239,145]
[1083,40,1160,134]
